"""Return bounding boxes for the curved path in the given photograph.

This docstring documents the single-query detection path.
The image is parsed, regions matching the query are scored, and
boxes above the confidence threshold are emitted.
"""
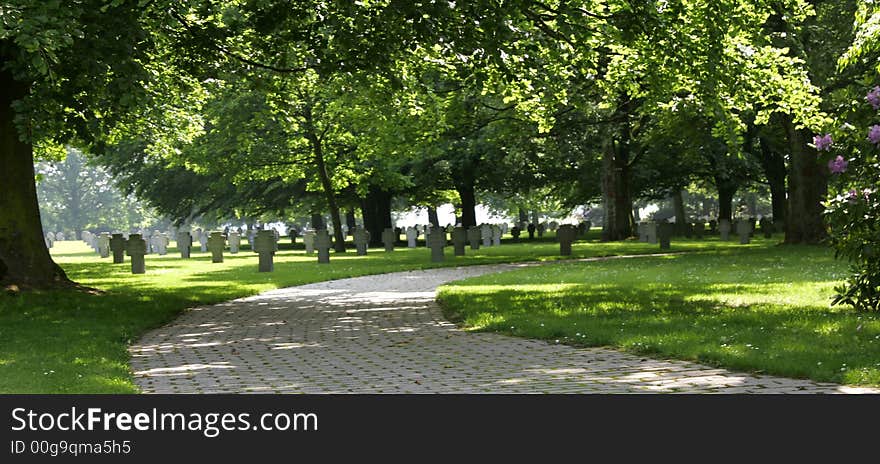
[130,263,877,394]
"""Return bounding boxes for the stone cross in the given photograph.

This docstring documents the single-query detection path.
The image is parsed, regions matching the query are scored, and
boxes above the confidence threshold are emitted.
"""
[557,224,577,256]
[109,233,126,263]
[156,233,169,255]
[658,222,673,250]
[718,219,732,241]
[177,231,192,258]
[247,230,256,249]
[197,229,208,252]
[736,220,751,244]
[315,229,331,263]
[467,226,481,250]
[644,223,658,244]
[406,226,417,248]
[254,230,276,272]
[228,231,241,254]
[451,227,467,256]
[97,233,111,258]
[491,225,502,246]
[353,228,370,256]
[382,228,396,252]
[207,232,226,263]
[303,231,316,254]
[125,234,147,274]
[427,226,446,262]
[510,226,521,242]
[693,222,705,240]
[481,224,492,247]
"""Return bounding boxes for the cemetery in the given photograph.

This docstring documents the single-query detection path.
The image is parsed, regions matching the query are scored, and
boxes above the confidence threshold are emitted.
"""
[1,1,880,398]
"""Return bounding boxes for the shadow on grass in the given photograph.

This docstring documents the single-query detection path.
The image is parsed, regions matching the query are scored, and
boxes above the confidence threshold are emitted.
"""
[438,246,880,386]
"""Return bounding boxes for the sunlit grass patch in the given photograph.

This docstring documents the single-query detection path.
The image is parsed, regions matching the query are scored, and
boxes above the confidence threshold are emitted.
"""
[437,245,880,386]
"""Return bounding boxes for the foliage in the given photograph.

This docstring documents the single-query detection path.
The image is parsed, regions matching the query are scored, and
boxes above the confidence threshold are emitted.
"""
[35,147,155,234]
[823,84,880,312]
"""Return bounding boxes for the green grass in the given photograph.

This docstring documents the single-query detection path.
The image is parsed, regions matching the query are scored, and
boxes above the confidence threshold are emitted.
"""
[437,245,880,387]
[0,231,779,393]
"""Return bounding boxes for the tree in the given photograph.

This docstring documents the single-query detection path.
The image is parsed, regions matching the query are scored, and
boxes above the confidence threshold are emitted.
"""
[1,0,162,287]
[35,147,152,235]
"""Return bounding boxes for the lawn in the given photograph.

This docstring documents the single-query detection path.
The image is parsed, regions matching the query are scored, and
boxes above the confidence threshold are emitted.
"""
[437,245,880,386]
[0,231,760,393]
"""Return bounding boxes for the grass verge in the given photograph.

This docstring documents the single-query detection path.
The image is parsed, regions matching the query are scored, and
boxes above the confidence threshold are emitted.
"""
[437,245,880,386]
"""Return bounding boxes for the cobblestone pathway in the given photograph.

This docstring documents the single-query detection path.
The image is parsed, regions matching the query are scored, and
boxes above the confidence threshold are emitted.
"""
[130,263,878,394]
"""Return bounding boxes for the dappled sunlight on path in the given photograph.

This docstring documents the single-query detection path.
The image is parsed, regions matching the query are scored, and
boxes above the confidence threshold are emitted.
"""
[130,263,878,394]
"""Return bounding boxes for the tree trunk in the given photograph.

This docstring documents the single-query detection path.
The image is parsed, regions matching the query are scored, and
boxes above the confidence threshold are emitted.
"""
[759,136,787,224]
[601,139,632,241]
[672,190,686,235]
[345,209,357,234]
[456,182,477,228]
[0,67,69,287]
[716,181,737,223]
[304,109,345,252]
[518,208,528,224]
[427,206,439,227]
[362,185,392,247]
[781,117,828,244]
[310,213,324,230]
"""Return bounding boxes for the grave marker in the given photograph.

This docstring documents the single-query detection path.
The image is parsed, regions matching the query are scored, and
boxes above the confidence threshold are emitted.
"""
[736,220,751,244]
[382,228,396,252]
[207,232,226,263]
[126,234,146,274]
[110,233,126,263]
[97,233,111,258]
[177,231,192,258]
[427,226,446,262]
[353,228,370,256]
[719,219,732,241]
[760,217,773,239]
[557,224,577,256]
[467,226,481,250]
[451,227,467,256]
[315,230,331,263]
[406,226,418,248]
[658,222,673,250]
[229,231,241,253]
[254,230,276,272]
[303,231,316,254]
[481,224,492,247]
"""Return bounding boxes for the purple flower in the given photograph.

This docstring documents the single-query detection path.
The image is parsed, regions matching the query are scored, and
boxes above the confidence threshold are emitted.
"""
[813,133,833,151]
[870,125,880,145]
[828,155,848,174]
[867,86,880,110]
[847,189,858,204]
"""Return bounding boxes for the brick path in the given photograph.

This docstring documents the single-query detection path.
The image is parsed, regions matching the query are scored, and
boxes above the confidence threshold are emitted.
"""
[130,263,878,394]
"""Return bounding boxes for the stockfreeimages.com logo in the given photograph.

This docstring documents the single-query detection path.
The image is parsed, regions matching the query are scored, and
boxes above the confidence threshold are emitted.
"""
[11,407,317,438]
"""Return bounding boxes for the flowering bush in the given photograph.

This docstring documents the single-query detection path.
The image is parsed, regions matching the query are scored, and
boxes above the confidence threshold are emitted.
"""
[823,87,880,312]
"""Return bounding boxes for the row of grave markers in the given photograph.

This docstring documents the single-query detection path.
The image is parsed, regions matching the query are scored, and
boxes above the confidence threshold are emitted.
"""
[75,220,599,275]
[637,217,777,249]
